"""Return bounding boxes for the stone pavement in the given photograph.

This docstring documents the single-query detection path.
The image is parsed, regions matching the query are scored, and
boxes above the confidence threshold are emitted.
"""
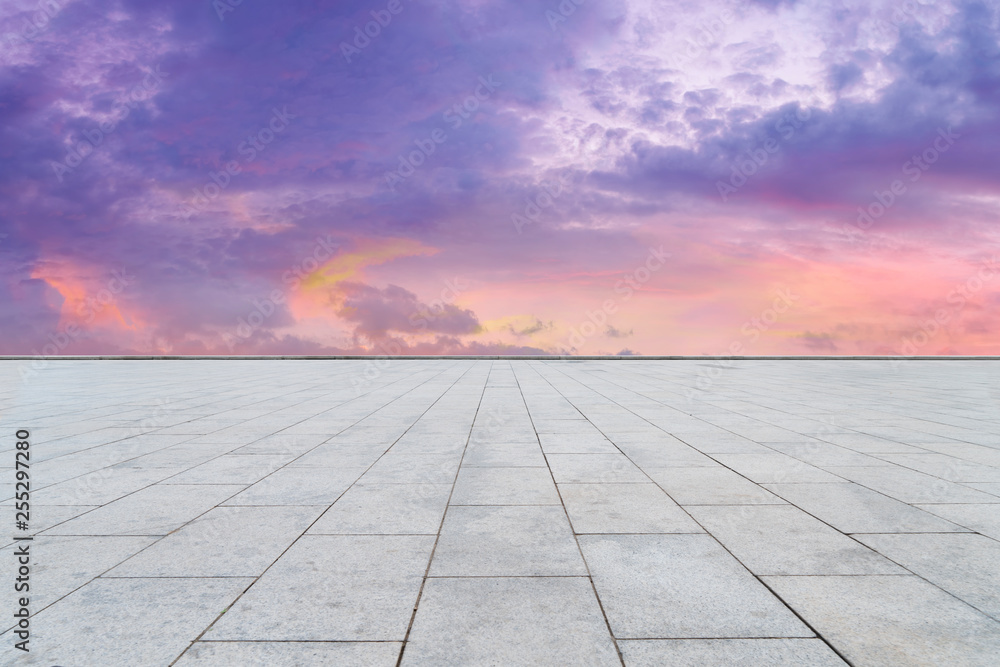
[1,359,999,665]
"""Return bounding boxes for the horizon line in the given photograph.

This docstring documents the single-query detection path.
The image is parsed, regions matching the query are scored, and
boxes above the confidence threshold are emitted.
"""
[2,355,999,361]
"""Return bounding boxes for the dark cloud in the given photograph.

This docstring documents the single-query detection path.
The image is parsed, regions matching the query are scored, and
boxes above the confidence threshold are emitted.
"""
[336,281,480,339]
[603,2,1000,218]
[504,318,553,337]
[1,0,997,355]
[605,325,633,338]
[797,331,839,353]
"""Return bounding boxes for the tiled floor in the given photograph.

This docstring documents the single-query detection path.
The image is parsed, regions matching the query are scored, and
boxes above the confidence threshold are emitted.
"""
[1,359,999,665]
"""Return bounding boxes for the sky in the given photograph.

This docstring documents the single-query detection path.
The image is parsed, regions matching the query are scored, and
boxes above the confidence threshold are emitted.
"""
[1,0,998,356]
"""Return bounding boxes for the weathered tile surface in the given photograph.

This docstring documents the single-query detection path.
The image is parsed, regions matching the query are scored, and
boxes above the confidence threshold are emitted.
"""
[205,535,435,641]
[3,358,998,665]
[560,483,703,534]
[430,505,586,576]
[402,577,620,666]
[618,638,847,666]
[175,641,402,666]
[686,505,904,575]
[764,574,1000,667]
[580,534,812,638]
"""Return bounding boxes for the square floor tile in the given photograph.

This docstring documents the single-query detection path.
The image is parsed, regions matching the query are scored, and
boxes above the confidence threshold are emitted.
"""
[224,466,364,505]
[43,484,244,535]
[560,483,703,534]
[430,506,586,577]
[4,577,251,665]
[206,535,434,641]
[176,641,401,666]
[647,467,785,505]
[450,467,560,505]
[763,483,970,533]
[402,577,619,666]
[764,574,1000,666]
[855,532,1000,619]
[579,534,812,638]
[547,454,648,483]
[309,483,451,534]
[105,506,323,577]
[619,638,847,666]
[687,505,903,575]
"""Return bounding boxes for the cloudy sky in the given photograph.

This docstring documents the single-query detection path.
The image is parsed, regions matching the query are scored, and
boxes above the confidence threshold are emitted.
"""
[2,0,998,356]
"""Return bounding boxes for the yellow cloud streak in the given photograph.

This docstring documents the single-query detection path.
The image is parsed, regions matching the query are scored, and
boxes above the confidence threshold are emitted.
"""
[301,237,437,292]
